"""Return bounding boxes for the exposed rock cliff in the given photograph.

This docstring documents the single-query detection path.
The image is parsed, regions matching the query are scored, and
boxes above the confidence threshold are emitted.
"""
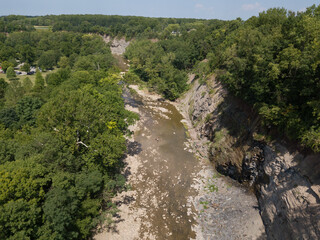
[178,74,320,239]
[103,36,130,55]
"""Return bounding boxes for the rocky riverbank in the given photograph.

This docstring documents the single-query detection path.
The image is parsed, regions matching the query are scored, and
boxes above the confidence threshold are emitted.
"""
[177,74,320,239]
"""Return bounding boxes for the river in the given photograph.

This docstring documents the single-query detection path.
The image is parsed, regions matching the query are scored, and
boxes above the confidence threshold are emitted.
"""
[94,85,265,240]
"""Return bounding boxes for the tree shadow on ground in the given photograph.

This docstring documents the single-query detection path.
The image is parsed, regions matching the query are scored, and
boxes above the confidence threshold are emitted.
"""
[127,140,142,156]
[101,140,142,234]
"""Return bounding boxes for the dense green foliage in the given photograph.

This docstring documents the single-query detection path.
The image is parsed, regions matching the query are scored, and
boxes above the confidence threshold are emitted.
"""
[0,15,35,33]
[1,6,317,151]
[0,31,137,239]
[124,19,233,99]
[0,31,114,71]
[124,5,320,151]
[125,40,188,100]
[0,5,319,239]
[208,5,320,151]
[6,66,16,79]
[0,14,223,38]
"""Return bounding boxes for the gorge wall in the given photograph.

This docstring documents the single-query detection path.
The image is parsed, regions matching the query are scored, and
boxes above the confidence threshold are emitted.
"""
[178,74,320,239]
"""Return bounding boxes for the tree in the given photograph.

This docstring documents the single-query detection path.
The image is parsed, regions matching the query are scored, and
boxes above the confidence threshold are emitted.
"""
[162,24,180,39]
[0,78,8,99]
[16,96,43,126]
[58,56,69,68]
[19,45,36,64]
[46,68,71,86]
[22,77,33,93]
[0,159,49,203]
[0,78,7,108]
[43,174,80,240]
[0,61,14,73]
[38,50,59,70]
[4,81,24,106]
[0,108,19,128]
[37,76,136,169]
[6,67,16,80]
[0,199,41,239]
[21,63,30,72]
[74,56,96,71]
[33,71,45,92]
[0,159,49,239]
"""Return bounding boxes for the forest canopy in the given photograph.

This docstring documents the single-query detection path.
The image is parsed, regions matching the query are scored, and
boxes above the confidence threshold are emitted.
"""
[0,4,320,239]
[0,30,137,239]
[123,5,320,152]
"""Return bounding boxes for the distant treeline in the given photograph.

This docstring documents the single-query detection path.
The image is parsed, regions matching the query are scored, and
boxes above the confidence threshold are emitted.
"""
[0,14,223,38]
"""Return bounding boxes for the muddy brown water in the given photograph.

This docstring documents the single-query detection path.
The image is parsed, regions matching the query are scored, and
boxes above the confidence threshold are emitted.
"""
[123,89,202,239]
[95,87,266,240]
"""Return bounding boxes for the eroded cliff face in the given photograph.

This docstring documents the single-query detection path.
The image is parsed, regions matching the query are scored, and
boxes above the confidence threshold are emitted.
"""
[102,36,130,55]
[178,74,320,239]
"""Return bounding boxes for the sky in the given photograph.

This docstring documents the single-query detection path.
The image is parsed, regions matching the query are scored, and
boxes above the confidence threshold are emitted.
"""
[0,0,319,20]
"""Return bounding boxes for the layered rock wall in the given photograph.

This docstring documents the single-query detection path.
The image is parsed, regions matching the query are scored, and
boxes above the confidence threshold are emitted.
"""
[179,74,320,239]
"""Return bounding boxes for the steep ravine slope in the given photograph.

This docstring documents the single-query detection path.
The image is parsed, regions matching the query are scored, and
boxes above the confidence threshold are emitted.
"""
[177,74,320,239]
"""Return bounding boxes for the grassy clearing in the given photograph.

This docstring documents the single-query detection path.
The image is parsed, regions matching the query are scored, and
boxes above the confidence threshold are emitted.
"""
[0,68,58,84]
[34,26,52,31]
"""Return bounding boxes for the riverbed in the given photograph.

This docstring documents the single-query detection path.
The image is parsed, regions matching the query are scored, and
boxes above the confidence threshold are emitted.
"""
[94,85,266,240]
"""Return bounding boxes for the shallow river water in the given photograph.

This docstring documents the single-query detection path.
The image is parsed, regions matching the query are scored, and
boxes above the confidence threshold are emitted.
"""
[94,86,266,240]
[123,88,200,239]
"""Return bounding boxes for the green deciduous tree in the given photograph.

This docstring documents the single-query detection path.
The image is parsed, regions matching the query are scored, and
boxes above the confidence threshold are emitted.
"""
[0,61,14,73]
[33,71,45,92]
[16,96,43,127]
[38,50,59,70]
[0,108,19,128]
[21,63,30,72]
[0,78,8,99]
[58,56,69,68]
[6,67,16,80]
[4,81,24,106]
[22,77,33,93]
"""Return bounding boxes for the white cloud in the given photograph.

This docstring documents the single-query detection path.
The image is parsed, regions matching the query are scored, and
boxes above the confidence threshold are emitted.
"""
[242,2,264,11]
[195,3,204,9]
[298,7,306,13]
[194,2,214,17]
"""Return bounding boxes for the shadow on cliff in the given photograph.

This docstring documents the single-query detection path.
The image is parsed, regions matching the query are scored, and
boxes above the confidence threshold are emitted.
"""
[204,94,262,183]
[294,152,320,186]
[205,94,258,146]
[204,93,320,239]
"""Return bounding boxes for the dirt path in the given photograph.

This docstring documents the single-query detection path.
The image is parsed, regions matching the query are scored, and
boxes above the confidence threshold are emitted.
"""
[94,85,266,240]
